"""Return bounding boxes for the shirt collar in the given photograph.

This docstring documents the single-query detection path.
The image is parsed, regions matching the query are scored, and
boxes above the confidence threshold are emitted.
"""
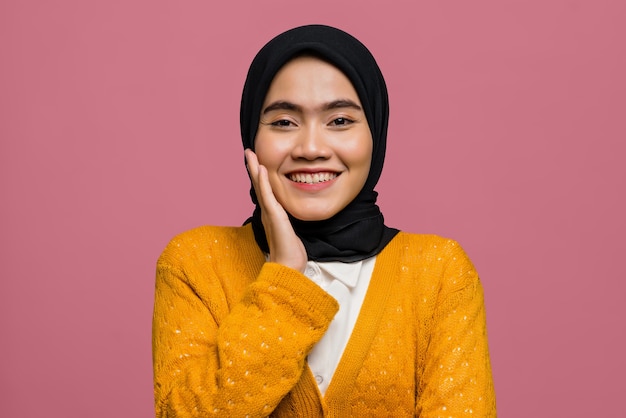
[316,260,362,289]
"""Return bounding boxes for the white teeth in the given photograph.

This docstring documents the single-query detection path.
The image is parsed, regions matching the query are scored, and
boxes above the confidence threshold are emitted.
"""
[289,172,338,184]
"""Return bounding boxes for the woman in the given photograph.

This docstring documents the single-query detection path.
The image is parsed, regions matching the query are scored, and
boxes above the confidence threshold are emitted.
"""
[153,25,496,417]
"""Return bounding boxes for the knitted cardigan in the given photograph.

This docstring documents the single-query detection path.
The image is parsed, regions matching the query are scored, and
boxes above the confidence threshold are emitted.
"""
[152,224,496,417]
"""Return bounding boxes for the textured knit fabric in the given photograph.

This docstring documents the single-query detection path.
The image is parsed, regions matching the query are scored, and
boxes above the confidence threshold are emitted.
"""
[152,224,496,417]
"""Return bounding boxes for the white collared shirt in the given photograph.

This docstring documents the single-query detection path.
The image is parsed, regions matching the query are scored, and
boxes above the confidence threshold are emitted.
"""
[303,257,376,395]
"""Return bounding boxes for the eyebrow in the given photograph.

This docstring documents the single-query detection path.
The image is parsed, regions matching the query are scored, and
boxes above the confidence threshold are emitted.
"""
[262,99,362,114]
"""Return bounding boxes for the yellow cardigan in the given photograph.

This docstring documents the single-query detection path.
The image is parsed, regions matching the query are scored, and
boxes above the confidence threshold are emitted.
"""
[153,224,496,417]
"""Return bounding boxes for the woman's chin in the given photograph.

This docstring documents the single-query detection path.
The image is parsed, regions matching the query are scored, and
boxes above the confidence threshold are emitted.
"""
[286,207,337,222]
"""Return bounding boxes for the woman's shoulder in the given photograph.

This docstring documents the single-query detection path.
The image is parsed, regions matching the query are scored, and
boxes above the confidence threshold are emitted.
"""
[393,231,466,255]
[392,231,479,290]
[392,231,476,269]
[157,224,256,267]
[165,224,253,246]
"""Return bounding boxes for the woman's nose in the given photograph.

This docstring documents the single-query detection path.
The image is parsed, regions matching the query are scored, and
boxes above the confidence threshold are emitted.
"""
[291,125,331,160]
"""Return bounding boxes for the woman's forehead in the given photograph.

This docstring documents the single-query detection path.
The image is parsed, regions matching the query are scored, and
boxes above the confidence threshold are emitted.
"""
[263,56,361,108]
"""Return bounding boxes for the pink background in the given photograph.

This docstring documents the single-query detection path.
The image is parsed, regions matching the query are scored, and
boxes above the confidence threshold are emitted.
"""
[1,1,624,416]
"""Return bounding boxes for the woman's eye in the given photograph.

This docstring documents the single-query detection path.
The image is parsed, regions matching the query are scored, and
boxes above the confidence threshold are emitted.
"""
[330,117,353,126]
[271,119,294,127]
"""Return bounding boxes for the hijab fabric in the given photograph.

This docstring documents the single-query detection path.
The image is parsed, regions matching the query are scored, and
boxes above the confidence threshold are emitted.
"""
[241,24,398,262]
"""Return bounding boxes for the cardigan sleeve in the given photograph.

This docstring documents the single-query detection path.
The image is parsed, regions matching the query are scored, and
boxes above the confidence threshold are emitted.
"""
[415,240,497,417]
[152,258,338,417]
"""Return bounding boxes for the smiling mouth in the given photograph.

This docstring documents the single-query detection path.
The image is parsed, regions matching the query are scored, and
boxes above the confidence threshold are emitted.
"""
[288,172,339,184]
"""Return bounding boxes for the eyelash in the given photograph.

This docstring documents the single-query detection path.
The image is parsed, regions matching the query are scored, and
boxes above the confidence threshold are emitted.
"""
[270,119,294,127]
[269,117,355,128]
[329,117,354,126]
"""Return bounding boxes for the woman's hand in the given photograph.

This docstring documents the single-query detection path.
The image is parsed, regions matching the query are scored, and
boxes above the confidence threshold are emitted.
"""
[245,149,307,273]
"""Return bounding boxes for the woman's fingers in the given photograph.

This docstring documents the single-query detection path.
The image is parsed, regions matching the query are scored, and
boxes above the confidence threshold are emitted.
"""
[246,149,281,216]
[257,165,286,218]
[245,149,261,192]
[245,148,288,228]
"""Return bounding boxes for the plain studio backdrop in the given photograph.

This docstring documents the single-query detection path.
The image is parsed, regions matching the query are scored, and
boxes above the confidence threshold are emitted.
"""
[1,1,624,416]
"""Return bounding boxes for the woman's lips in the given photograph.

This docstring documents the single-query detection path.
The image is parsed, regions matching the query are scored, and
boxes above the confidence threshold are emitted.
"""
[287,172,339,184]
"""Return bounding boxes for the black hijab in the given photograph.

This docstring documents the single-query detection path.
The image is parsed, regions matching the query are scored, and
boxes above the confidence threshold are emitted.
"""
[241,24,398,262]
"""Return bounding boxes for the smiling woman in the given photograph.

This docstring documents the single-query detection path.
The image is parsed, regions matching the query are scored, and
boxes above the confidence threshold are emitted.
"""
[254,55,373,222]
[152,25,496,417]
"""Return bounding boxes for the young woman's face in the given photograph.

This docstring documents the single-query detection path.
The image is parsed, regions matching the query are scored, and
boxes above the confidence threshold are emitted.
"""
[254,56,373,221]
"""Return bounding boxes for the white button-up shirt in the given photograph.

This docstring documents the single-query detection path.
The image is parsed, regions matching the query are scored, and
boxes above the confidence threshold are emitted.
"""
[304,257,376,395]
